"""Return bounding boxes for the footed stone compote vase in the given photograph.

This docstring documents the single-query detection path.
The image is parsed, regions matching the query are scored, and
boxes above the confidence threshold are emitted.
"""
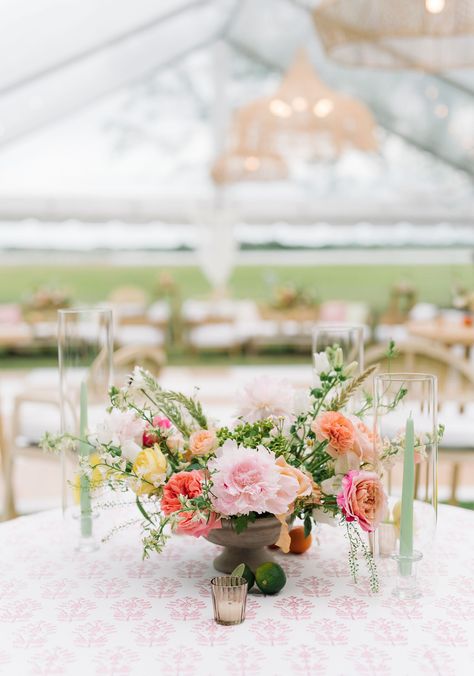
[205,516,281,573]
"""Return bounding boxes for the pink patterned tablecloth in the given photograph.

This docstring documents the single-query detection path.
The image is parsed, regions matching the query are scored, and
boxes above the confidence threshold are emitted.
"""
[0,504,473,676]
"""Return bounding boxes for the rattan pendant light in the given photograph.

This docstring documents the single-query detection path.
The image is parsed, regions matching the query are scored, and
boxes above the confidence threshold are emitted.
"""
[212,50,377,184]
[313,0,474,71]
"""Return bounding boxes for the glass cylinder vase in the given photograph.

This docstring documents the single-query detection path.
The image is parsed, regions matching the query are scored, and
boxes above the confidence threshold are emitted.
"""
[373,374,438,574]
[312,324,364,373]
[58,308,113,552]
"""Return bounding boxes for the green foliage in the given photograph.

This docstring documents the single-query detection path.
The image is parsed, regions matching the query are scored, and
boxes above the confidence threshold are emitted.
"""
[233,513,257,534]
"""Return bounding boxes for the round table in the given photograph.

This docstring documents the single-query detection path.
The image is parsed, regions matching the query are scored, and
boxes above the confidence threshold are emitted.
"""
[0,505,473,676]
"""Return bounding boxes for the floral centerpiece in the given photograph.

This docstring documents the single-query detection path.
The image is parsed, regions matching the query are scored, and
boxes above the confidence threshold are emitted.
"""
[43,346,400,591]
[22,285,72,321]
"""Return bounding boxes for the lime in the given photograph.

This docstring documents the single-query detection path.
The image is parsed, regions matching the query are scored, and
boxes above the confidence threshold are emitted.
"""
[255,562,286,595]
[231,563,255,591]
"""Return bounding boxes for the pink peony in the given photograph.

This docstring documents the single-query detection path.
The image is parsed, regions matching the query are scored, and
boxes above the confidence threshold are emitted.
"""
[143,416,172,447]
[236,376,294,423]
[208,439,300,516]
[311,411,355,456]
[336,470,387,532]
[161,470,221,538]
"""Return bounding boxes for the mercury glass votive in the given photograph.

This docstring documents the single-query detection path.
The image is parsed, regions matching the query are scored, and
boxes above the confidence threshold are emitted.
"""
[211,576,248,626]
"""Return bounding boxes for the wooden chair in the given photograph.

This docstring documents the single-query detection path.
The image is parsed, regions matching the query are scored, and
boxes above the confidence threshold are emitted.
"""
[365,338,474,505]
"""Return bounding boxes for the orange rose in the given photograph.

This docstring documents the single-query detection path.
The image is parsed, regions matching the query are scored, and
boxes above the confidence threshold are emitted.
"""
[188,429,217,457]
[350,416,382,464]
[311,411,355,456]
[276,456,312,498]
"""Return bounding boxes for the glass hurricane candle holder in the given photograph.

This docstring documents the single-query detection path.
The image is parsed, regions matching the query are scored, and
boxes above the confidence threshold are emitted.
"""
[211,576,248,626]
[392,550,423,599]
[374,373,438,586]
[312,324,364,373]
[58,308,113,552]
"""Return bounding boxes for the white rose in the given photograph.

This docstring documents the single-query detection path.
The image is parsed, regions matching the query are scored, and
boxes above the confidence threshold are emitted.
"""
[312,507,338,527]
[320,475,343,496]
[313,351,330,374]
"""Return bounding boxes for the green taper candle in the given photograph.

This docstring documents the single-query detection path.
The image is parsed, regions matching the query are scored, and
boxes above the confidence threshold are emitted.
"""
[399,416,415,575]
[79,381,92,538]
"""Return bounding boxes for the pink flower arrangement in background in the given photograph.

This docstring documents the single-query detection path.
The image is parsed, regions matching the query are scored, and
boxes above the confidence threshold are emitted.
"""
[336,470,387,532]
[208,440,301,516]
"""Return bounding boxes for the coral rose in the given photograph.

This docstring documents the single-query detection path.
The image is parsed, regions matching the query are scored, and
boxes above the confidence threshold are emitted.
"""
[311,411,355,456]
[173,510,221,538]
[188,429,217,457]
[275,456,312,499]
[161,470,204,514]
[132,445,167,496]
[161,470,220,538]
[336,470,387,532]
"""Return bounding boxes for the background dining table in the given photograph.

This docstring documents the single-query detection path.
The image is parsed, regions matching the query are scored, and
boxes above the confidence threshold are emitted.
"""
[0,503,472,676]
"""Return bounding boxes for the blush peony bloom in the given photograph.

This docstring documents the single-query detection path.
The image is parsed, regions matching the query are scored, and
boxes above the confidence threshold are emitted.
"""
[208,440,300,516]
[161,470,220,538]
[143,416,172,447]
[235,376,295,423]
[188,429,218,457]
[311,411,355,456]
[95,409,146,462]
[336,470,387,532]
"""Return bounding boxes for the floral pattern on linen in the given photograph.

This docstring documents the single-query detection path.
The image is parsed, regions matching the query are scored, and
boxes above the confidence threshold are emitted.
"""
[0,506,471,676]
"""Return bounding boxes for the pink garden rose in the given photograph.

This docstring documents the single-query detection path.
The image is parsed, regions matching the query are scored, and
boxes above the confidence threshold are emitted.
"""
[143,416,172,447]
[208,440,300,516]
[311,411,355,456]
[336,470,387,532]
[161,470,220,538]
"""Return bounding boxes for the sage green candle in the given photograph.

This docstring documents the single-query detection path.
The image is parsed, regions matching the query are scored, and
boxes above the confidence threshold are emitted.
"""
[79,381,92,538]
[399,417,415,575]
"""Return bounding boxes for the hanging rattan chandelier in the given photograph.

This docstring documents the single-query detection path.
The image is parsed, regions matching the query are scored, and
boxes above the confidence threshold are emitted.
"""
[313,0,474,71]
[211,50,377,185]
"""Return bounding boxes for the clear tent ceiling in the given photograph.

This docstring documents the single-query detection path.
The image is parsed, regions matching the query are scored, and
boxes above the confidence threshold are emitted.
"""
[0,0,472,222]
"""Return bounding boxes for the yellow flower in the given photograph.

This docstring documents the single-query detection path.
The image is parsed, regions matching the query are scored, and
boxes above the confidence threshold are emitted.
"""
[132,445,167,496]
[73,453,104,504]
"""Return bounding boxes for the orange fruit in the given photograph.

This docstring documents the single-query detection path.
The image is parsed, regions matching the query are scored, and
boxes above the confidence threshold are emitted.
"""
[289,526,312,554]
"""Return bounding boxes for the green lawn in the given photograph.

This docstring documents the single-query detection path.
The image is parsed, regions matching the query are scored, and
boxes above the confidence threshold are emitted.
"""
[0,262,471,369]
[0,263,472,310]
